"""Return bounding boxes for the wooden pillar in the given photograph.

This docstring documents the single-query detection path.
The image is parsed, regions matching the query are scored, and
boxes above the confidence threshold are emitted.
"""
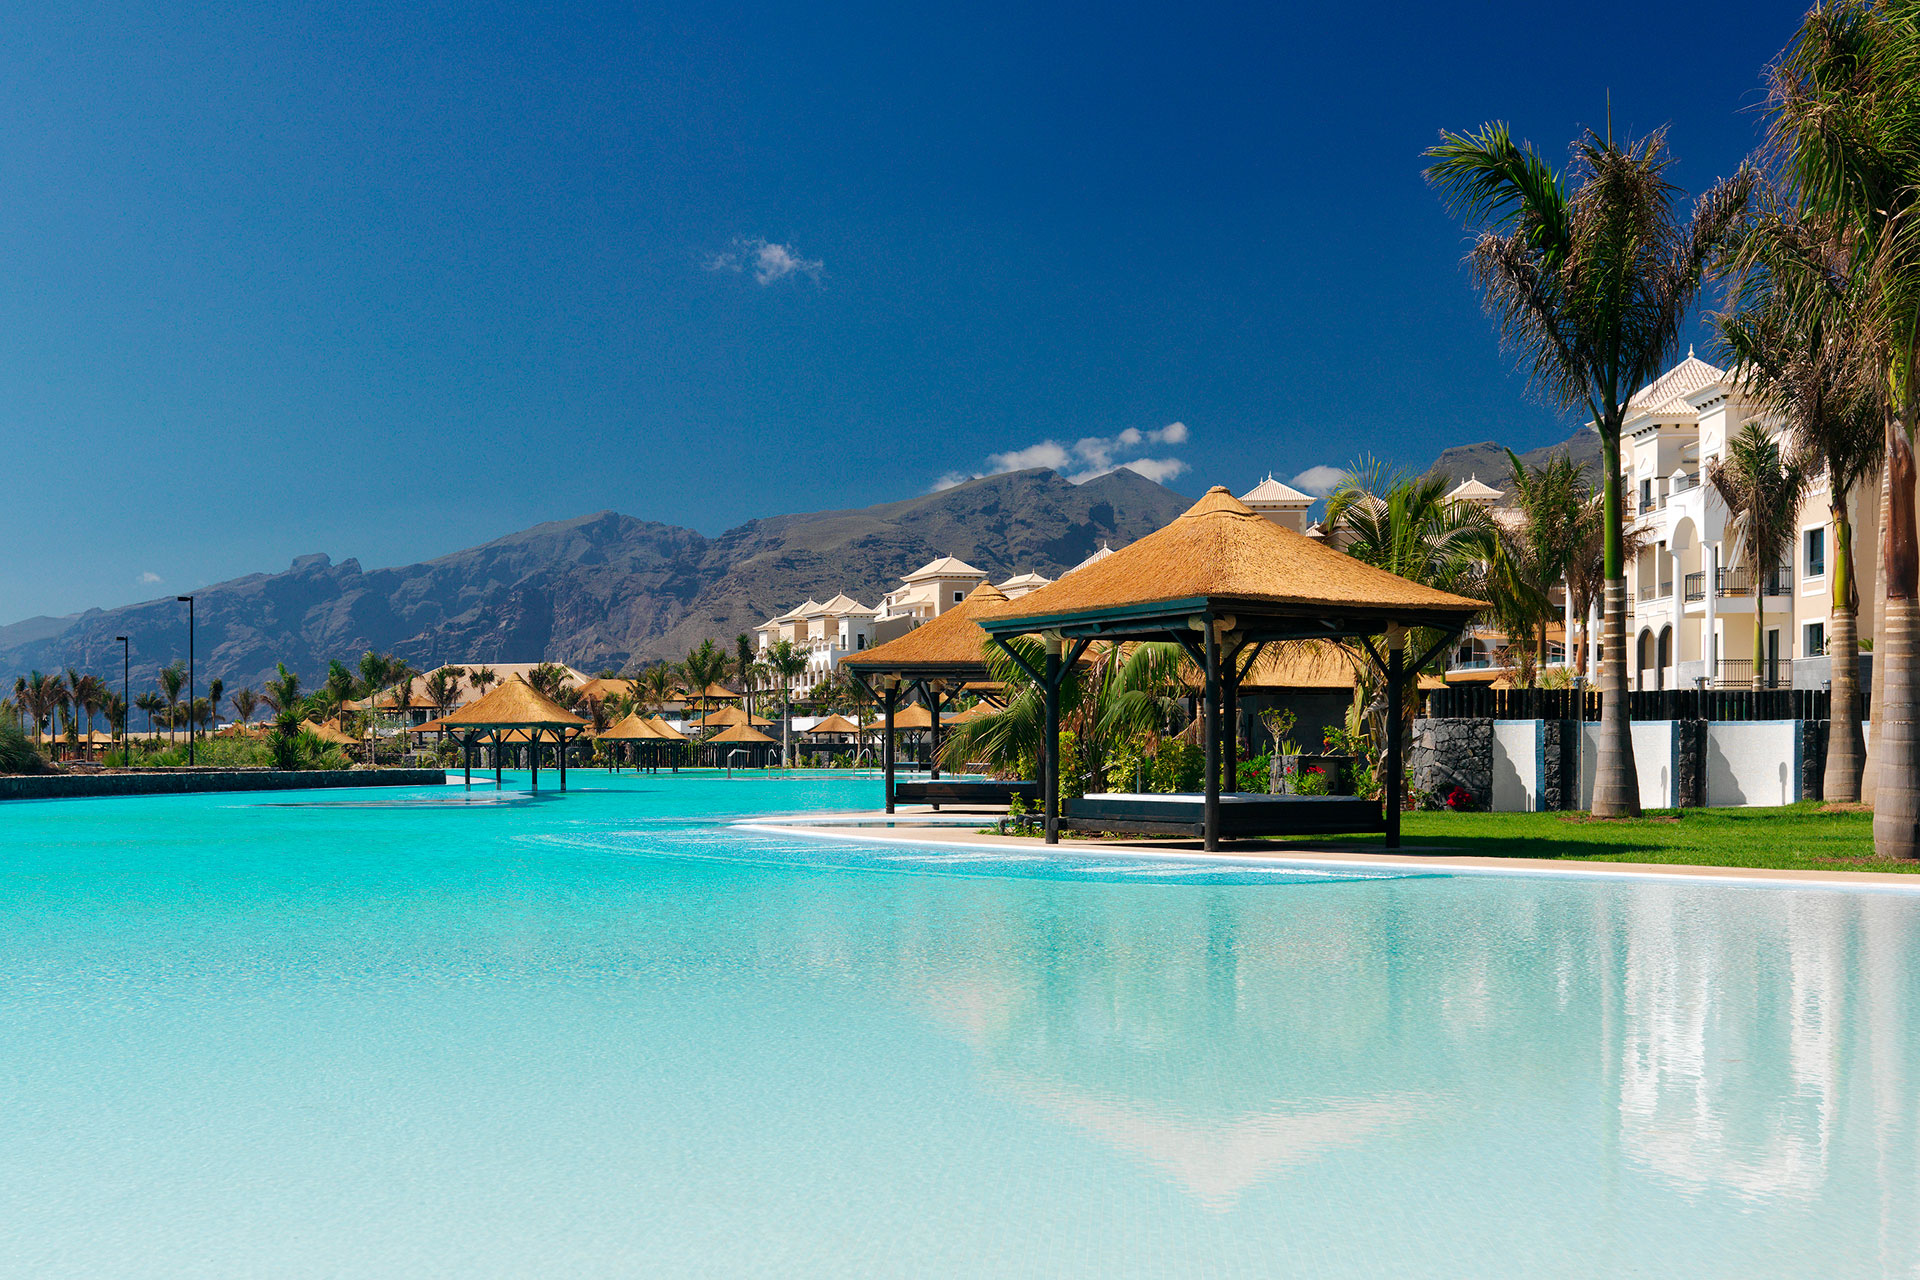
[1044,637,1062,844]
[882,683,899,813]
[1203,617,1220,851]
[559,729,568,791]
[927,682,946,811]
[463,734,472,788]
[530,732,539,790]
[1386,627,1405,849]
[1222,656,1239,795]
[493,731,502,788]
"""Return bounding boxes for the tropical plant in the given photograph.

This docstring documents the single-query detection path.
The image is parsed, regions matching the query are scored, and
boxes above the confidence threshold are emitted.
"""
[424,667,464,719]
[1500,447,1592,674]
[230,687,259,727]
[324,660,357,706]
[65,668,103,741]
[157,662,186,747]
[1708,424,1810,689]
[357,651,394,700]
[680,640,730,699]
[135,691,165,735]
[1716,192,1884,797]
[762,639,808,765]
[261,664,302,717]
[527,662,573,703]
[735,634,756,717]
[1765,1,1920,853]
[206,677,223,733]
[638,662,675,712]
[943,639,1191,793]
[99,691,127,744]
[1426,120,1751,816]
[468,665,499,701]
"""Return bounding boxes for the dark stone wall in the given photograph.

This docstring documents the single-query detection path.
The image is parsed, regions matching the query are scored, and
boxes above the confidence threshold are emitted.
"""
[1411,718,1492,808]
[1541,719,1573,811]
[1802,719,1827,802]
[1674,719,1706,809]
[0,768,448,802]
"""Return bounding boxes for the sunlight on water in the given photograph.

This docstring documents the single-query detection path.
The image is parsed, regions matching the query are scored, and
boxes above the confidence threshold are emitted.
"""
[3,770,1919,1277]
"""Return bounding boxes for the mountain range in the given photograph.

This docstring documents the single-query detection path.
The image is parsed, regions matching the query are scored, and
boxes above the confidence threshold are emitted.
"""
[0,467,1191,690]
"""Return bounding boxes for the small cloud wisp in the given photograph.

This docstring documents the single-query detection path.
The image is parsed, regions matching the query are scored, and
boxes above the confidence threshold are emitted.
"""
[935,423,1191,490]
[705,237,823,285]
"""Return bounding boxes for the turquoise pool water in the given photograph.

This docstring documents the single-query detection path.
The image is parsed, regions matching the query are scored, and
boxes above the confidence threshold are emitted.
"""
[4,771,1920,1277]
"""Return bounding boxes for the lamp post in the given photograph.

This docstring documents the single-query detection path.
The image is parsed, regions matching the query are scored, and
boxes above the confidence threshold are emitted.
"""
[115,636,129,760]
[176,596,194,766]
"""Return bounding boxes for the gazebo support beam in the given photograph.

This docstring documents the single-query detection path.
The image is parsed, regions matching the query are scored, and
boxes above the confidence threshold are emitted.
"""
[1202,615,1220,851]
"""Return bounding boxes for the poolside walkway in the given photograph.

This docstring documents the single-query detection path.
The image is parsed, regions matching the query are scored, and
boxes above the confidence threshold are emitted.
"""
[746,805,1920,891]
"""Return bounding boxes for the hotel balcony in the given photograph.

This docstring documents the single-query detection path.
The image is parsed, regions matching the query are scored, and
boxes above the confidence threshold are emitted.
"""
[1681,564,1792,609]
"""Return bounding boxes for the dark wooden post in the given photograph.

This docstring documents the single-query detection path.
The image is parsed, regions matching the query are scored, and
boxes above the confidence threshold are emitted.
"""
[530,732,539,790]
[882,682,899,813]
[1222,656,1239,795]
[493,730,502,788]
[1386,627,1404,848]
[463,734,472,788]
[1044,638,1062,844]
[558,729,568,791]
[927,682,946,811]
[1203,617,1220,851]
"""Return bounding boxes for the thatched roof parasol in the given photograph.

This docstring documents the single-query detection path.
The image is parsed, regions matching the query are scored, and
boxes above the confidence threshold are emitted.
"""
[803,714,864,735]
[597,713,665,741]
[706,721,777,745]
[890,703,935,730]
[843,582,1013,678]
[646,716,691,742]
[700,704,772,728]
[299,719,358,745]
[439,675,588,730]
[988,487,1483,632]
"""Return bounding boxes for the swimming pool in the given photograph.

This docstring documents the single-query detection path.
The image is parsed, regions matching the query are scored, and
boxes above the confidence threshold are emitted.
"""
[3,771,1917,1277]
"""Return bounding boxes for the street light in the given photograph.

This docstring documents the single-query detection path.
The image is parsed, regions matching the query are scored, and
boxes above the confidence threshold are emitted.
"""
[114,636,128,760]
[176,596,194,766]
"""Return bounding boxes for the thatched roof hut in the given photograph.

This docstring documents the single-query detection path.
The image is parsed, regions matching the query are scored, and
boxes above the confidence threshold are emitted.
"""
[441,675,590,790]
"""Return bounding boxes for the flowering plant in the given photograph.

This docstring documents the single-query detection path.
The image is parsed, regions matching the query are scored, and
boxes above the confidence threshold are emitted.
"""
[1444,785,1475,812]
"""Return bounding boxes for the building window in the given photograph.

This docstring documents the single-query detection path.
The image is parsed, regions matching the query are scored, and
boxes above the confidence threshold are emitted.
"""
[1805,622,1826,657]
[856,635,866,650]
[954,590,964,603]
[1805,527,1826,577]
[1639,478,1652,511]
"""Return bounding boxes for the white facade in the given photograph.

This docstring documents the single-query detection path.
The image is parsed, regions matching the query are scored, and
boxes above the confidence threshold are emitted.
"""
[1612,353,1877,692]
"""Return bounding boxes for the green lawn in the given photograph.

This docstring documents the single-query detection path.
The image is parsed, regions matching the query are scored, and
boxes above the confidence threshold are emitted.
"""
[1275,803,1903,873]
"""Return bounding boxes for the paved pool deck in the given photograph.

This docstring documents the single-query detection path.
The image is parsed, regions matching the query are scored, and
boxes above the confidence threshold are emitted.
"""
[742,804,1920,892]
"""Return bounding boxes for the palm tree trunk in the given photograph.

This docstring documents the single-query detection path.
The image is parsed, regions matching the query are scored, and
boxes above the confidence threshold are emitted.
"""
[1752,545,1768,693]
[1827,519,1865,802]
[1874,420,1920,858]
[1865,461,1891,807]
[1593,432,1642,816]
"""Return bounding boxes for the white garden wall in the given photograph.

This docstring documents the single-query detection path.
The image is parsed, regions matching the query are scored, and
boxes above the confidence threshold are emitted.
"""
[1490,720,1544,812]
[1704,720,1802,808]
[1578,721,1677,810]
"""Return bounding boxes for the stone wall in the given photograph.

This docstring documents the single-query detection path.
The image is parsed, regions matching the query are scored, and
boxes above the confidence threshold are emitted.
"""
[1675,719,1706,809]
[1541,719,1572,812]
[1410,718,1492,809]
[1801,719,1827,802]
[0,768,448,802]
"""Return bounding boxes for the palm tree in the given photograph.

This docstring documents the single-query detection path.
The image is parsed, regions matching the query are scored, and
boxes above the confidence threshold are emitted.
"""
[1327,467,1539,793]
[944,639,1191,790]
[1563,489,1647,677]
[1766,1,1920,853]
[735,634,756,718]
[261,664,302,717]
[1717,195,1884,798]
[157,663,186,748]
[527,662,572,701]
[468,665,499,701]
[681,640,730,698]
[1708,424,1809,691]
[99,691,127,751]
[65,668,103,742]
[1426,123,1751,816]
[764,639,808,765]
[135,691,165,737]
[205,677,223,734]
[638,662,674,713]
[424,667,463,720]
[1498,448,1592,679]
[231,687,259,728]
[20,672,67,746]
[324,660,357,707]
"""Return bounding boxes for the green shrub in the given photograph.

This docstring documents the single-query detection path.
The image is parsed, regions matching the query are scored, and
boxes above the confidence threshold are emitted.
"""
[0,721,48,774]
[1148,741,1203,794]
[1236,751,1273,794]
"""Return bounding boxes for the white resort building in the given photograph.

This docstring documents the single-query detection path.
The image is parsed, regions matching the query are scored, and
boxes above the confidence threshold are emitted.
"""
[1613,352,1876,691]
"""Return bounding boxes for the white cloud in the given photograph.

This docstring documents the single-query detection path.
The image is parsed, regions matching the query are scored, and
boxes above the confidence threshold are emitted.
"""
[1290,465,1347,496]
[938,423,1193,489]
[137,571,162,585]
[705,237,823,285]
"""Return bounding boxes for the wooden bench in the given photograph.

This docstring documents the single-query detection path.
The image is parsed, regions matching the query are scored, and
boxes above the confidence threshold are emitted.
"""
[893,780,1040,806]
[1062,793,1385,840]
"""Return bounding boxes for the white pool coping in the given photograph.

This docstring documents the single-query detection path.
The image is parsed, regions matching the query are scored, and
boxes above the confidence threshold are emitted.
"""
[735,807,1920,894]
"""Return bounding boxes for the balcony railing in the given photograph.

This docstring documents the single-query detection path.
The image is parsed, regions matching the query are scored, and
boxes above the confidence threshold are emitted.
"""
[1710,658,1790,689]
[1636,580,1674,602]
[1679,565,1792,600]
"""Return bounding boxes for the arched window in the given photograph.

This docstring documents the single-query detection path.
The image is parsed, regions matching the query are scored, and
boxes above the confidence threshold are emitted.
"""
[1656,627,1673,691]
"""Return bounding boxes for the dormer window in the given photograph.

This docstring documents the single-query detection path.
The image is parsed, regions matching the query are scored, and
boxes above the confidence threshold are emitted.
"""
[954,590,964,603]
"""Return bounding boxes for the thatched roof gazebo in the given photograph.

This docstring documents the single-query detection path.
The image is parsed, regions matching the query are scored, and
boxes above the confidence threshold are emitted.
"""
[979,487,1483,849]
[597,711,679,773]
[803,713,863,737]
[699,704,772,729]
[705,720,778,769]
[440,675,590,790]
[843,582,1014,811]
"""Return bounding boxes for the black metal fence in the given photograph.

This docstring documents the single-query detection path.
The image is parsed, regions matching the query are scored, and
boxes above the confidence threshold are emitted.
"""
[1425,685,1833,723]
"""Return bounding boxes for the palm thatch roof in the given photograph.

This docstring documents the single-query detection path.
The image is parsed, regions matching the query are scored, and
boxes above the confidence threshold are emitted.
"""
[985,487,1484,637]
[597,712,665,740]
[439,675,588,730]
[707,721,777,744]
[891,703,935,730]
[843,582,1014,676]
[947,701,996,724]
[700,704,772,728]
[692,683,739,702]
[1238,641,1448,692]
[803,714,864,735]
[646,716,691,742]
[299,719,358,745]
[572,677,636,704]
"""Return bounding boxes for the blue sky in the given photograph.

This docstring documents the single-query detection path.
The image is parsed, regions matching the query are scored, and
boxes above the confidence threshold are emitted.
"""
[0,0,1802,621]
